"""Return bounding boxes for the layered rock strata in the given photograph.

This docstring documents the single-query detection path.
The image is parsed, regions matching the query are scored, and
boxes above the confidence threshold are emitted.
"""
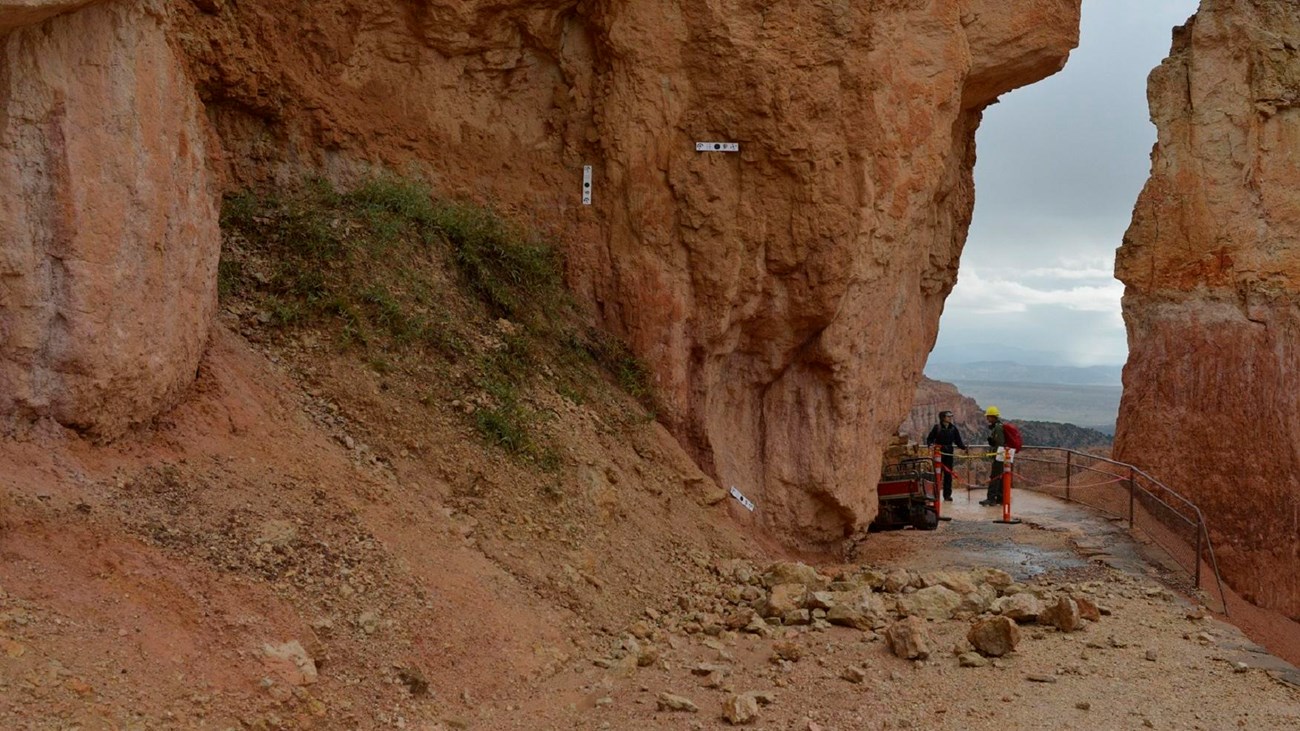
[174,0,1079,545]
[1115,0,1300,618]
[0,0,219,436]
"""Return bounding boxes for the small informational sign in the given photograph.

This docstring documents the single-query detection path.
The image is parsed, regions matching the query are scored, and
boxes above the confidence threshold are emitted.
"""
[729,486,755,512]
[582,165,592,205]
[695,142,740,152]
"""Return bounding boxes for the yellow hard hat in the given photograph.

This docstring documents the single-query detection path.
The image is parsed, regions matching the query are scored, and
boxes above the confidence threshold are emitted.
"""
[985,406,1000,417]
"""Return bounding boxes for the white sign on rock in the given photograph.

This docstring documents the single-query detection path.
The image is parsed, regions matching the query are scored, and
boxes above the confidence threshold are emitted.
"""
[729,486,755,512]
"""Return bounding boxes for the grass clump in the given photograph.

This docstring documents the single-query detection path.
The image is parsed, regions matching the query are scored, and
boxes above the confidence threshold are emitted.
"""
[431,201,563,322]
[218,175,649,468]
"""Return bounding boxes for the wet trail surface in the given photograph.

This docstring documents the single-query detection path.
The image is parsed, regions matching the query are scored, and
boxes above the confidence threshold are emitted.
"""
[854,485,1300,686]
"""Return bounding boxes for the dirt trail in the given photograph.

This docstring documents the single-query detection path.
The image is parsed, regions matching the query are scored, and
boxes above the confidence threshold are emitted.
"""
[476,492,1300,730]
[1,329,1298,729]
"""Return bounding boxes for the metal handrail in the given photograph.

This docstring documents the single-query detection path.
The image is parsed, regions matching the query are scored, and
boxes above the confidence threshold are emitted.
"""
[1014,445,1229,616]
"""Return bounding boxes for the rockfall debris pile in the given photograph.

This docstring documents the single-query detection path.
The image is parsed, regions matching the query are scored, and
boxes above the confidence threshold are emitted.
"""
[579,559,1125,727]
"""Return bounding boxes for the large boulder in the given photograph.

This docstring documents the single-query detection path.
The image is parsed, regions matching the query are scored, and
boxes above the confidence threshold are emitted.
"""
[993,593,1043,623]
[0,0,219,437]
[1039,596,1082,632]
[897,585,963,620]
[885,616,931,660]
[968,616,1020,657]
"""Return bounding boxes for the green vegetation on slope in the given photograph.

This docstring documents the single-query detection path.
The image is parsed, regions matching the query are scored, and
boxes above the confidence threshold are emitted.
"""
[218,177,654,468]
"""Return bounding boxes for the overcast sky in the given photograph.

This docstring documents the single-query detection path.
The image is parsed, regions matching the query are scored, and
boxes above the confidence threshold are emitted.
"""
[929,0,1202,368]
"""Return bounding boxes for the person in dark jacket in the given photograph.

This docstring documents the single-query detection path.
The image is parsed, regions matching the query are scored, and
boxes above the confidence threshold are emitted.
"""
[925,410,966,501]
[981,406,1006,506]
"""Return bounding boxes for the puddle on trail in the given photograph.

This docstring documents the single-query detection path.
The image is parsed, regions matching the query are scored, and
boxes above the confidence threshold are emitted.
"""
[944,533,1087,581]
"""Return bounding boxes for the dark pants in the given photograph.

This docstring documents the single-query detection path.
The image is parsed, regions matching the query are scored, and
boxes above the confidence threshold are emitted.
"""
[987,461,1004,502]
[940,453,956,499]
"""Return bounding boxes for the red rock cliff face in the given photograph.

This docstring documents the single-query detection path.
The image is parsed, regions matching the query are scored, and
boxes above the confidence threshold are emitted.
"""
[174,0,1079,546]
[1115,0,1300,618]
[0,0,219,436]
[901,377,984,445]
[1,1,1080,545]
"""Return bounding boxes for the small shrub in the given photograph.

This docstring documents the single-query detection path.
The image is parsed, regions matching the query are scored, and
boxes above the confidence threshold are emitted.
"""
[432,201,563,320]
[217,257,244,299]
[575,327,656,407]
[474,405,531,453]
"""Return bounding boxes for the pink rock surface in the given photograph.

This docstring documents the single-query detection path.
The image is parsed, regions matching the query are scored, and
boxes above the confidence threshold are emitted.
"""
[172,0,1078,545]
[0,0,219,437]
[1115,0,1300,618]
[3,1,1079,539]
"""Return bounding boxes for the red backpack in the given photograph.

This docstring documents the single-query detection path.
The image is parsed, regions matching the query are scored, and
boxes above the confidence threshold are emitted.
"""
[1002,421,1023,451]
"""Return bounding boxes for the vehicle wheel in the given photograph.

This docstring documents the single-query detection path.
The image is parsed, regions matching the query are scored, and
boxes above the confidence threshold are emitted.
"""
[913,507,939,531]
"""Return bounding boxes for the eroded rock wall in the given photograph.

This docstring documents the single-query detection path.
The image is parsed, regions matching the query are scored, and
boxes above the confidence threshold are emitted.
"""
[174,0,1078,546]
[1115,0,1300,618]
[0,0,219,436]
[902,377,985,445]
[0,0,1080,543]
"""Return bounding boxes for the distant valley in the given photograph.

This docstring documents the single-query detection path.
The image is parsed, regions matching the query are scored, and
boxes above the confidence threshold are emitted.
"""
[923,361,1123,434]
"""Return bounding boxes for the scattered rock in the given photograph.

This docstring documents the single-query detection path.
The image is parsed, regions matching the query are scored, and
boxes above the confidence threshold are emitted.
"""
[657,693,698,713]
[970,568,1014,590]
[763,562,825,590]
[968,617,1020,658]
[764,584,808,617]
[262,641,318,686]
[807,591,836,611]
[1039,596,1082,632]
[825,589,889,630]
[922,570,979,596]
[638,645,661,666]
[897,585,962,620]
[721,693,760,725]
[1145,649,1158,662]
[1026,673,1058,683]
[396,666,429,696]
[992,593,1042,623]
[782,609,812,626]
[885,617,931,660]
[1073,595,1102,622]
[1075,701,1091,711]
[958,652,989,668]
[840,666,868,683]
[883,570,914,593]
[691,663,729,676]
[772,640,802,663]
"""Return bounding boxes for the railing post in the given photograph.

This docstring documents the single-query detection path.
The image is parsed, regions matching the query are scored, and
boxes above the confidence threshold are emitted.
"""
[1195,523,1203,589]
[1128,466,1136,529]
[931,445,943,521]
[1065,451,1072,502]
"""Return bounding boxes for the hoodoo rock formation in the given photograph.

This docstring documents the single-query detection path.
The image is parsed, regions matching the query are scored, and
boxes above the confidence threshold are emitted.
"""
[901,376,984,444]
[1,0,1081,545]
[1115,0,1300,618]
[0,0,219,436]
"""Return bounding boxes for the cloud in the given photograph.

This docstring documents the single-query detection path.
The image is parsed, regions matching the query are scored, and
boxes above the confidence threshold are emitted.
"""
[931,0,1200,368]
[946,266,1123,316]
[1020,265,1115,281]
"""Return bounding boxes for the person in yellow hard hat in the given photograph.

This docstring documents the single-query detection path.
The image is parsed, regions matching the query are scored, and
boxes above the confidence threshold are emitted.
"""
[980,406,1006,506]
